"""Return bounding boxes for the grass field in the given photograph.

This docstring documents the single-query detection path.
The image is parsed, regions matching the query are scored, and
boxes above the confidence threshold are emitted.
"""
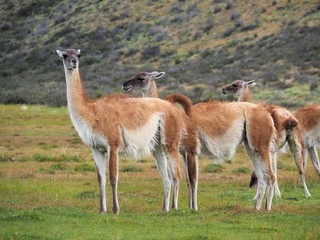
[0,104,319,239]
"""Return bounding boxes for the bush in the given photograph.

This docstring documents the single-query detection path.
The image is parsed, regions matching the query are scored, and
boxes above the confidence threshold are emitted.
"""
[241,24,259,32]
[277,162,296,171]
[47,163,69,174]
[141,45,160,60]
[120,166,143,172]
[203,19,214,33]
[213,7,222,14]
[74,164,96,172]
[230,10,240,20]
[75,191,97,199]
[61,155,84,162]
[33,154,84,162]
[226,3,233,10]
[34,154,55,162]
[203,164,224,173]
[234,18,244,28]
[232,167,250,174]
[0,156,12,162]
[169,3,182,13]
[221,27,236,38]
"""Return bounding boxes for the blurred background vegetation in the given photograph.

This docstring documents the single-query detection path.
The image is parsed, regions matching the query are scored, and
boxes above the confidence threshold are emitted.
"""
[0,0,319,108]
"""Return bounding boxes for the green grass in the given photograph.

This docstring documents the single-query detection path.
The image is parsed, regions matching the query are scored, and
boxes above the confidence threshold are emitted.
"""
[120,165,144,173]
[203,164,224,173]
[232,167,250,174]
[0,206,319,240]
[0,104,319,239]
[74,163,96,172]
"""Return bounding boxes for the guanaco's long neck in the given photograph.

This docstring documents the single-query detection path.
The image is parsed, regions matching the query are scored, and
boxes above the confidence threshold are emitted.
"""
[142,80,158,98]
[238,87,252,102]
[65,68,90,115]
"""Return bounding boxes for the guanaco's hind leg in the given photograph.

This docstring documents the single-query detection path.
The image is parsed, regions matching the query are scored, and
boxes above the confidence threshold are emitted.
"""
[271,152,281,198]
[153,147,171,212]
[243,140,265,203]
[186,151,199,210]
[165,148,181,210]
[91,148,107,213]
[287,133,311,198]
[108,145,120,214]
[308,146,320,175]
[181,129,200,210]
[245,107,276,211]
[244,143,275,211]
[181,150,192,208]
[265,153,276,211]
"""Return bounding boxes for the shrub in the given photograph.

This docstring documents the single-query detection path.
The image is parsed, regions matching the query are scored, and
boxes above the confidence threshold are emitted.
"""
[277,162,296,171]
[74,164,96,172]
[141,45,160,60]
[75,191,97,199]
[49,163,69,171]
[203,164,223,173]
[17,156,32,162]
[193,30,203,40]
[226,3,233,10]
[187,3,197,13]
[0,155,12,162]
[221,27,236,38]
[213,7,222,14]
[303,4,320,17]
[155,31,168,42]
[232,167,250,174]
[61,155,84,162]
[171,12,191,24]
[203,19,214,33]
[34,154,55,162]
[241,24,259,32]
[169,3,182,13]
[310,83,318,92]
[33,154,84,162]
[71,138,81,145]
[120,166,143,172]
[44,163,69,174]
[230,10,240,20]
[234,18,244,28]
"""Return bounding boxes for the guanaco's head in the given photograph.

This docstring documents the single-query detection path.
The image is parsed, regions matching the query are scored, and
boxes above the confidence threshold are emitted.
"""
[221,80,256,95]
[56,49,81,71]
[122,71,165,93]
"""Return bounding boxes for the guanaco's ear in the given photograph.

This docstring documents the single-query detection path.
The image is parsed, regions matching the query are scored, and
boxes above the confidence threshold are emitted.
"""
[246,80,256,88]
[77,49,81,56]
[56,50,64,58]
[150,71,165,79]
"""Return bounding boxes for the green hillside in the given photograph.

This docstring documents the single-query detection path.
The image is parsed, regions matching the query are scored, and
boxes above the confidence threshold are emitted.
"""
[0,0,320,107]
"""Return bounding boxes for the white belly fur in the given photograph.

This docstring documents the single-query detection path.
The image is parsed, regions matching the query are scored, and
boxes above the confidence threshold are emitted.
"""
[120,112,164,159]
[69,106,164,158]
[199,120,244,163]
[303,123,320,148]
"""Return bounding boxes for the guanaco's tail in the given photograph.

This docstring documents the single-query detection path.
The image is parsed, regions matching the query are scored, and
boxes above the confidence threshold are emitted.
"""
[259,103,298,131]
[164,93,193,117]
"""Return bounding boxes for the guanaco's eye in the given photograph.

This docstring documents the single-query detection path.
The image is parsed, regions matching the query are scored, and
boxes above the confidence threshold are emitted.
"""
[138,77,145,81]
[232,84,238,87]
